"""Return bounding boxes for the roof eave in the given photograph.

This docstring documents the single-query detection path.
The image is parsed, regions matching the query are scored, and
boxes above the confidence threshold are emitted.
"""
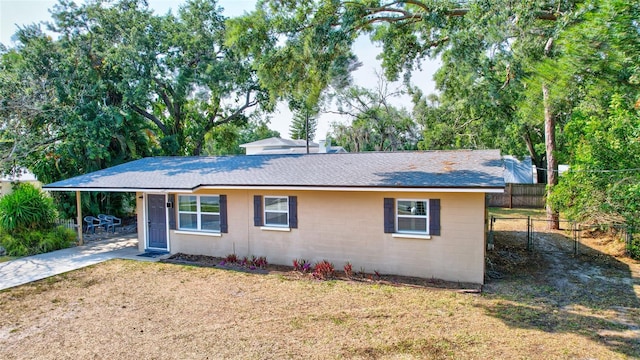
[44,184,505,194]
[42,186,181,193]
[195,185,505,193]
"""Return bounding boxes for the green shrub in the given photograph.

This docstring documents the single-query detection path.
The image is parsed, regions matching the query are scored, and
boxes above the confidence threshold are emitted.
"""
[0,183,58,233]
[0,232,29,257]
[0,183,76,257]
[39,227,76,253]
[0,226,75,257]
[628,237,640,260]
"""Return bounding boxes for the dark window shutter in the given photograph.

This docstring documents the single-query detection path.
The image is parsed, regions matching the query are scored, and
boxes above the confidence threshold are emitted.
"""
[383,198,395,233]
[429,199,441,236]
[253,195,263,226]
[219,195,228,233]
[168,194,176,230]
[288,196,298,228]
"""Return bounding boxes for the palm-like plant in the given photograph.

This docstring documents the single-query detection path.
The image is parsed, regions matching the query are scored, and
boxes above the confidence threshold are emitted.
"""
[0,183,57,233]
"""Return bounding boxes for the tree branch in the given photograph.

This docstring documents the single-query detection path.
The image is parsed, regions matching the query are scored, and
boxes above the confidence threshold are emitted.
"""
[326,109,360,118]
[128,104,169,135]
[153,79,177,118]
[155,80,182,132]
[345,0,469,18]
[345,0,557,27]
[544,37,554,56]
[1,135,65,163]
[362,4,413,17]
[208,90,258,130]
[400,0,430,12]
[361,15,423,26]
[535,11,558,21]
[192,90,258,155]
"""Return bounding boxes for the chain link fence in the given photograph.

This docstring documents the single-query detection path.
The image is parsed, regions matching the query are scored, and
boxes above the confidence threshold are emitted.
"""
[488,216,638,258]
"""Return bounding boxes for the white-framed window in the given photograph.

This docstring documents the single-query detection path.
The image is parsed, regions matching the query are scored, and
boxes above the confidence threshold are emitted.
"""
[264,196,289,227]
[396,199,429,234]
[178,195,220,232]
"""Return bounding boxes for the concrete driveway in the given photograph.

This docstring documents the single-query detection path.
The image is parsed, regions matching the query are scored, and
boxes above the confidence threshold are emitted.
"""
[0,234,156,291]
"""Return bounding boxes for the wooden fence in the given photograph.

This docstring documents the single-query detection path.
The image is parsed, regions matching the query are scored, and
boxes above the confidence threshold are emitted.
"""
[487,183,546,208]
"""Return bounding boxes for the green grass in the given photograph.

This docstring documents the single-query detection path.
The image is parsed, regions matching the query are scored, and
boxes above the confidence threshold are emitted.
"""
[0,255,16,263]
[488,207,572,223]
[488,207,546,219]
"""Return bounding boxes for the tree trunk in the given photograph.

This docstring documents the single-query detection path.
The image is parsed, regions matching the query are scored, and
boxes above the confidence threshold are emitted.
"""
[305,109,310,154]
[193,140,203,156]
[522,129,538,167]
[542,83,560,229]
[522,129,543,182]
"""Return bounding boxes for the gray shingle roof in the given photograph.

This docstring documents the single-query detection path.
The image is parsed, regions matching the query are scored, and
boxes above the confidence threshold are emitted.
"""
[43,150,505,191]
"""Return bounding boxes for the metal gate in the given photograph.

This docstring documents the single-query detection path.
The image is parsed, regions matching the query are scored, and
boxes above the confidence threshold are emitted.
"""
[489,216,579,255]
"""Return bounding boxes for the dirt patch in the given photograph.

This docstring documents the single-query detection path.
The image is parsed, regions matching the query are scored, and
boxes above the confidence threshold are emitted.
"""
[485,214,640,357]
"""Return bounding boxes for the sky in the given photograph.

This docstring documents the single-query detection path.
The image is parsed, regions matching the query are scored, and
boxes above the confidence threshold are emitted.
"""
[0,0,439,140]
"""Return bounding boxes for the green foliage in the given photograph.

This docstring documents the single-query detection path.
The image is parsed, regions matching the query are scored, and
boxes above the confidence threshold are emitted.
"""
[231,0,575,165]
[1,0,273,217]
[49,191,135,221]
[233,0,640,232]
[202,119,280,155]
[0,23,154,181]
[0,182,76,256]
[330,81,419,151]
[40,0,265,157]
[1,0,268,172]
[289,104,319,142]
[628,238,640,260]
[547,0,640,228]
[0,183,57,233]
[1,0,637,235]
[226,0,359,107]
[550,95,640,227]
[0,226,76,257]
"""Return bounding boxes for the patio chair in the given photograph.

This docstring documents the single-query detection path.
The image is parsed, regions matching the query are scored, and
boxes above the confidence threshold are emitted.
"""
[97,214,112,233]
[84,216,102,234]
[106,215,122,233]
[98,214,121,233]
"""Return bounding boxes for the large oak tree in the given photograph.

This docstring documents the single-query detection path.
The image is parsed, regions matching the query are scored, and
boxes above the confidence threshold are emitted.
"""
[229,0,576,227]
[0,0,270,216]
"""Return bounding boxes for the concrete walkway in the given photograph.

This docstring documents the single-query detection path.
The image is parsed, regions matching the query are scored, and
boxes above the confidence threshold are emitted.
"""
[0,234,158,291]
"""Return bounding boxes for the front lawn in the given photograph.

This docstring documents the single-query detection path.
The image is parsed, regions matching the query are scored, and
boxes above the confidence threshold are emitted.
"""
[1,254,638,359]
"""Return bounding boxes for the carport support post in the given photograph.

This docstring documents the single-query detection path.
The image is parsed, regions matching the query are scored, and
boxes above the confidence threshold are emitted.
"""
[76,191,83,245]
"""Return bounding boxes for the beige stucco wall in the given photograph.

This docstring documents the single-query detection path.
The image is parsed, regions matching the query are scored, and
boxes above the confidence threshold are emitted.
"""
[139,189,487,284]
